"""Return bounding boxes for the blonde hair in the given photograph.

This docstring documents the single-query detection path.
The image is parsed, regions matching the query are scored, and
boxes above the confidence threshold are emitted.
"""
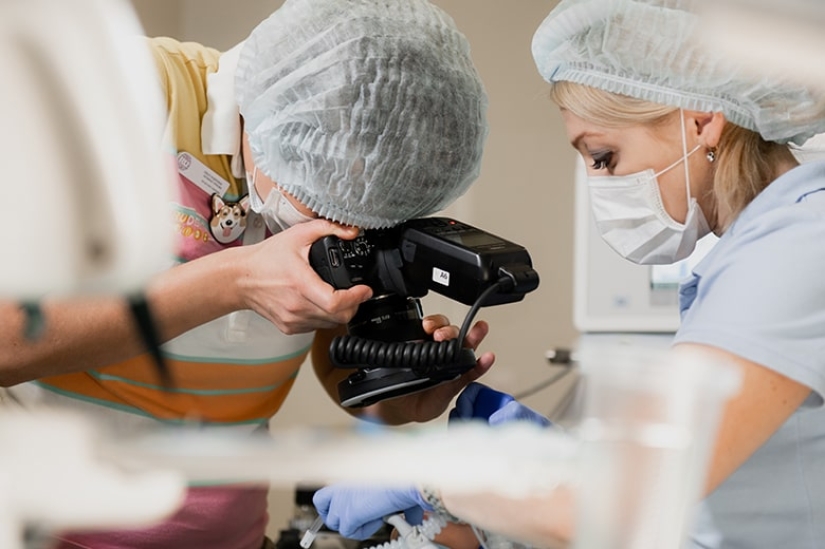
[549,81,795,225]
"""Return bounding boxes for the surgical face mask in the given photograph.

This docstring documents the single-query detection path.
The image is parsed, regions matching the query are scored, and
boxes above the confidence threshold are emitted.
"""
[586,111,710,265]
[246,167,315,233]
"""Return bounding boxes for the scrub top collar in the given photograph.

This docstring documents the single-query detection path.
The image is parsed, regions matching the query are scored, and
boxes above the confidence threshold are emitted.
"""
[202,41,245,180]
[728,160,825,236]
[691,159,825,279]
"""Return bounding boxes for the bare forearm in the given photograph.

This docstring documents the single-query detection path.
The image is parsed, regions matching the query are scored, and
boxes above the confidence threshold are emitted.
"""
[144,246,245,340]
[668,344,812,496]
[312,319,410,425]
[0,247,245,385]
[441,487,575,549]
[311,326,375,421]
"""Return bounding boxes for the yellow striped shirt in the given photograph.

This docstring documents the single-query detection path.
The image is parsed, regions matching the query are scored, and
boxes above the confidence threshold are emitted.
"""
[31,37,313,427]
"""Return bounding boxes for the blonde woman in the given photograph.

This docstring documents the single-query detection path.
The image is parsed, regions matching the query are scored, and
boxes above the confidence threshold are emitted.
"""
[314,1,825,547]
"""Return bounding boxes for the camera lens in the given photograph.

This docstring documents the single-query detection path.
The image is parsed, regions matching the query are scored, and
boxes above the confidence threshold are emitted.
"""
[347,294,427,342]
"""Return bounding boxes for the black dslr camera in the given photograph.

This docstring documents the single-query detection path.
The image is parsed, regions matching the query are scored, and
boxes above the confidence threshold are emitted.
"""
[310,217,539,407]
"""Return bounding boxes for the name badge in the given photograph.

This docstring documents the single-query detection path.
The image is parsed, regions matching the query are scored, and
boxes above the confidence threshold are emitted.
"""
[177,151,230,197]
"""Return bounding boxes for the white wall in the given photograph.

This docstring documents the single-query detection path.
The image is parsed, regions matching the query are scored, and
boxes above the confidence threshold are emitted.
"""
[129,0,579,535]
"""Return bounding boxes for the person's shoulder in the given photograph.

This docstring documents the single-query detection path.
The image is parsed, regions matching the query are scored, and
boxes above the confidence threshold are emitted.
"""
[784,159,825,190]
[145,37,222,70]
[729,164,825,249]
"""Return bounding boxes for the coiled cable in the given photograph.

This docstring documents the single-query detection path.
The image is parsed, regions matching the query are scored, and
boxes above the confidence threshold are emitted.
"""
[330,337,471,373]
[330,279,508,373]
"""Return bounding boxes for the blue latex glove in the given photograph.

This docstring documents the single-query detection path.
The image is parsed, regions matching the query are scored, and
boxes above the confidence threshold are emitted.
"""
[489,400,552,427]
[313,485,430,540]
[449,382,551,427]
[449,382,514,421]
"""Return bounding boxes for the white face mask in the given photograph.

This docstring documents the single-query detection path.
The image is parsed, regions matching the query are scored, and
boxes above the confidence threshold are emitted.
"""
[586,111,710,265]
[246,167,315,234]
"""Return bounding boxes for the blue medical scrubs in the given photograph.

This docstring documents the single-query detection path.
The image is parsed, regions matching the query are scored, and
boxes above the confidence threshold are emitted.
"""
[675,161,825,548]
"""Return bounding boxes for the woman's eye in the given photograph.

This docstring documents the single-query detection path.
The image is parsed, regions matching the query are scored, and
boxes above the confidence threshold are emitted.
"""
[590,152,613,171]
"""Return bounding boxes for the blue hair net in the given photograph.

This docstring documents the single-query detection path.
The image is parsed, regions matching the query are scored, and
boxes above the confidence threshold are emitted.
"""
[236,0,488,229]
[531,0,825,145]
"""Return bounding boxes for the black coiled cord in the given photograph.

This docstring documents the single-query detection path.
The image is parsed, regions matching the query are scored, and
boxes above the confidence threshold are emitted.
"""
[330,336,467,373]
[330,279,508,374]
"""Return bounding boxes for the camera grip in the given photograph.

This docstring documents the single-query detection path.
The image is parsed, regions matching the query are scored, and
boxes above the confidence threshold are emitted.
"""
[309,235,357,289]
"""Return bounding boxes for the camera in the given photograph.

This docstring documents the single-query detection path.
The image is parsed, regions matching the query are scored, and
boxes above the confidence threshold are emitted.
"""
[310,217,539,407]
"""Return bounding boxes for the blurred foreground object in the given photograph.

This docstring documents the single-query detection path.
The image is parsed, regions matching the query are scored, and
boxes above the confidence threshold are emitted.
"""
[573,344,742,549]
[532,0,825,145]
[699,0,825,91]
[0,0,181,544]
[0,0,173,300]
[0,410,186,549]
[105,422,577,496]
[0,348,739,549]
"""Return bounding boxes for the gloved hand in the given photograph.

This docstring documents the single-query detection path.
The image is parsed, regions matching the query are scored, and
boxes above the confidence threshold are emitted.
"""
[449,382,551,427]
[313,485,430,540]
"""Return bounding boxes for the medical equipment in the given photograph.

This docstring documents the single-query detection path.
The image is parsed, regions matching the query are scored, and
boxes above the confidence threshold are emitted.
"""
[310,217,539,407]
[471,526,533,549]
[301,509,532,549]
[301,516,327,549]
[572,344,741,549]
[277,484,395,549]
[298,514,444,549]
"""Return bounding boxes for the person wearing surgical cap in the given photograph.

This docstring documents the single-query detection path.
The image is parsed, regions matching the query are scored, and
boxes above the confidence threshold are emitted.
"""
[236,0,487,229]
[0,2,493,548]
[311,1,825,548]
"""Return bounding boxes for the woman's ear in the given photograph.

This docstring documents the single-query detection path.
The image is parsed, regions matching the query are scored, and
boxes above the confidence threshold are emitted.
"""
[690,111,726,149]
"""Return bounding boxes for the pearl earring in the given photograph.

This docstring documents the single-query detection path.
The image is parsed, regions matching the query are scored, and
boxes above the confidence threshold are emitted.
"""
[706,149,717,163]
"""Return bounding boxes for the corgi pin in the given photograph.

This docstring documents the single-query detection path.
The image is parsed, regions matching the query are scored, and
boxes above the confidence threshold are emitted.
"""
[209,194,250,244]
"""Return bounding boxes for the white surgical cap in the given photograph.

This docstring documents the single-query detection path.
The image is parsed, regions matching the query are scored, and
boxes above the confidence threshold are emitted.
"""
[531,0,825,145]
[236,0,488,229]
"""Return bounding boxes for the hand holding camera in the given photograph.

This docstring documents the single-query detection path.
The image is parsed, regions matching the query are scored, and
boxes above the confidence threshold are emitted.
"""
[309,217,539,407]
